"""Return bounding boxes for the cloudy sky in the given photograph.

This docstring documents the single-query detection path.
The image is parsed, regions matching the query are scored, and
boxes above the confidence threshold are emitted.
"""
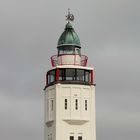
[0,0,140,140]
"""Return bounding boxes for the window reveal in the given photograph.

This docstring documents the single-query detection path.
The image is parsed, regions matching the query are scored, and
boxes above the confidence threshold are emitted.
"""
[78,136,82,140]
[65,99,67,110]
[75,99,78,110]
[70,136,74,140]
[51,100,53,111]
[85,100,87,110]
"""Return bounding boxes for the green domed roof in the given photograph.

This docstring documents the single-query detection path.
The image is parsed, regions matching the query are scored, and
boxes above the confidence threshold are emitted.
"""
[57,22,81,47]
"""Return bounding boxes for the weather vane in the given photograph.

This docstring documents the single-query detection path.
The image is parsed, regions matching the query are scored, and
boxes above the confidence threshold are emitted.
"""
[66,8,74,22]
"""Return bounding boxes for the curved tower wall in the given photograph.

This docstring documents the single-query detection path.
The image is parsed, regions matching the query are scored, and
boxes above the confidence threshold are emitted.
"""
[44,84,96,140]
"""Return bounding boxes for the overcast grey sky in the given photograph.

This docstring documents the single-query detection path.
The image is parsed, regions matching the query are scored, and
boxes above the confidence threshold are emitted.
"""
[0,0,140,140]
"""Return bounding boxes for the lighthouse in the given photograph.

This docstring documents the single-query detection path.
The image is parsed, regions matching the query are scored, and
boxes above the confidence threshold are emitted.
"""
[44,11,96,140]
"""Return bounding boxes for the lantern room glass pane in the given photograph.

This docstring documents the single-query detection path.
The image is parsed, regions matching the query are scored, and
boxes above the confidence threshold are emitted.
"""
[58,47,64,55]
[46,68,91,86]
[75,48,81,55]
[65,69,75,80]
[77,69,84,81]
[85,71,90,82]
[59,69,63,80]
[47,70,56,84]
[50,70,55,82]
[56,68,91,85]
[65,46,74,54]
[58,46,81,55]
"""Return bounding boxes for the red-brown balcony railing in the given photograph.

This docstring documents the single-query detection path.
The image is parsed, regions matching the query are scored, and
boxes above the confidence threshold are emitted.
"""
[51,54,88,67]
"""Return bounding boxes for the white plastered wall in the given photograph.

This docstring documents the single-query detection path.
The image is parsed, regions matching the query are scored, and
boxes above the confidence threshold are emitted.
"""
[44,84,96,140]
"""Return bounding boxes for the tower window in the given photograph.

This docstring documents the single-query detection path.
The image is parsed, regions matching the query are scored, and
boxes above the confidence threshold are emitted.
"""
[58,46,81,55]
[75,48,81,55]
[70,136,74,140]
[65,69,76,80]
[58,68,91,83]
[47,70,56,84]
[85,100,87,110]
[78,136,82,140]
[65,99,67,110]
[46,68,92,87]
[51,100,53,111]
[77,69,84,81]
[85,71,90,82]
[50,134,52,140]
[75,99,78,110]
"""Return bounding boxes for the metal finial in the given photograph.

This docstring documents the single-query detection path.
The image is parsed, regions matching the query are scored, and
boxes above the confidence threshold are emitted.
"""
[66,8,74,22]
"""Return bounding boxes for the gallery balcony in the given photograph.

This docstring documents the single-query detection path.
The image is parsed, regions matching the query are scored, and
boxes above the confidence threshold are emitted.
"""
[51,54,88,67]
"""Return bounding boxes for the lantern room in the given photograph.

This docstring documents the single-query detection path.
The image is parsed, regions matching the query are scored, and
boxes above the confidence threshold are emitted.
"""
[51,22,88,67]
[44,11,96,140]
[45,12,95,90]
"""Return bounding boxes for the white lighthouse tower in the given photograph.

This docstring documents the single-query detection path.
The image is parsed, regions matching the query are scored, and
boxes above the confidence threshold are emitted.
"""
[44,11,96,140]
